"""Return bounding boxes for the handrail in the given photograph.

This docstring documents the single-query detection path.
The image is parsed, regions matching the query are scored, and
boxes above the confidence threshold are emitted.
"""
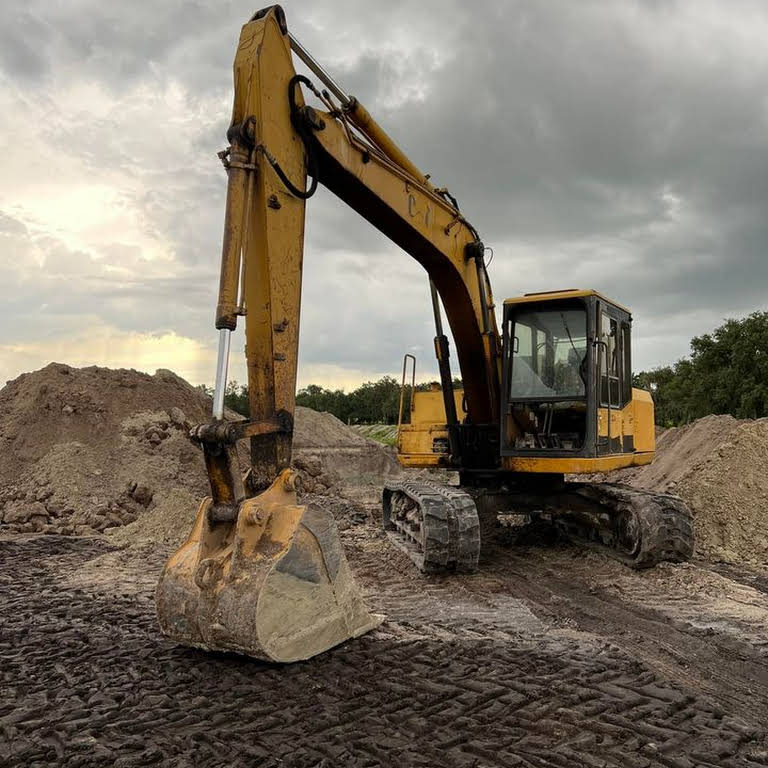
[397,354,417,430]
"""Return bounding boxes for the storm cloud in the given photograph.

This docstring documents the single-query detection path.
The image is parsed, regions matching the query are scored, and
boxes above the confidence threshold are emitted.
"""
[1,0,766,388]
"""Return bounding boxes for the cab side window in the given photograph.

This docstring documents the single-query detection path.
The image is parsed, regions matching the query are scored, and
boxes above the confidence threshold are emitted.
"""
[600,312,620,406]
[621,322,632,405]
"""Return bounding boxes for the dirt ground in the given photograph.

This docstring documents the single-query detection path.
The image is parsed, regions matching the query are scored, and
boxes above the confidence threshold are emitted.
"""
[3,496,768,767]
[3,366,768,766]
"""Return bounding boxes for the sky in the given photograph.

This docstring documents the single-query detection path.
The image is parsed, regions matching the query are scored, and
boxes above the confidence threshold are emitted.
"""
[1,0,767,391]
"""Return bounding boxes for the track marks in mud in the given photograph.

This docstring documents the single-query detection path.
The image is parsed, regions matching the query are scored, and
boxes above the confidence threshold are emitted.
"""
[471,544,768,722]
[2,537,766,767]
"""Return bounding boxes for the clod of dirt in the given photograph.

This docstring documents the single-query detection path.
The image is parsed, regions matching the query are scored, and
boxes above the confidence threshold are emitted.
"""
[0,364,400,542]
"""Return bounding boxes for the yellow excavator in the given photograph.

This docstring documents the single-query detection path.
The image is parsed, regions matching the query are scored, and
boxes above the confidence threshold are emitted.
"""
[156,6,693,663]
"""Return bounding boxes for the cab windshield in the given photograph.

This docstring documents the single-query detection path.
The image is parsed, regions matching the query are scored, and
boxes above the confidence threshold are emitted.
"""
[510,308,587,399]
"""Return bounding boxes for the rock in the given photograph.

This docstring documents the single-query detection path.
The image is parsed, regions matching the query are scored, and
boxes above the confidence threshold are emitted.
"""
[300,476,316,494]
[106,512,123,528]
[317,472,340,489]
[35,487,53,502]
[168,407,189,429]
[62,405,75,415]
[4,501,47,525]
[131,485,154,507]
[74,524,93,536]
[30,514,49,532]
[293,455,322,477]
[145,428,169,446]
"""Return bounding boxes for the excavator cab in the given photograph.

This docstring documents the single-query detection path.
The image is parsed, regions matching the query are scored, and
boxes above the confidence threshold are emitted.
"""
[500,289,655,474]
[396,289,655,475]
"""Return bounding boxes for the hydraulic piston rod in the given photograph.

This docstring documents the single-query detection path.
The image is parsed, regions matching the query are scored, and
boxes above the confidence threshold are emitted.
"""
[212,328,231,421]
[288,32,430,186]
[288,33,351,107]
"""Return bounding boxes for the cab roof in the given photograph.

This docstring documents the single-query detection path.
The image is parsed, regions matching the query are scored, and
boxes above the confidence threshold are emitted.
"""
[503,288,631,315]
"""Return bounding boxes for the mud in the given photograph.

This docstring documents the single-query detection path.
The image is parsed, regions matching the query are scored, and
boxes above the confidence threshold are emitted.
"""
[3,516,767,767]
[4,367,768,765]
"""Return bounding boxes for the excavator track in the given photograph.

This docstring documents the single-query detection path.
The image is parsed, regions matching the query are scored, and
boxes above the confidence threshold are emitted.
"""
[505,482,694,569]
[555,483,694,568]
[382,480,480,573]
[383,480,692,573]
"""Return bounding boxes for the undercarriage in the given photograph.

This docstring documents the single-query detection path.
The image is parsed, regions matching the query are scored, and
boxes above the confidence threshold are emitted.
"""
[382,477,693,572]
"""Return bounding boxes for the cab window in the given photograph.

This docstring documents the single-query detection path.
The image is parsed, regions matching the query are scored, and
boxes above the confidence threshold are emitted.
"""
[600,312,620,406]
[510,308,587,399]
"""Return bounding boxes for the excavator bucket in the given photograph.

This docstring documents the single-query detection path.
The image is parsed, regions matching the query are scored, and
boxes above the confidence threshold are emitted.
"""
[156,470,382,663]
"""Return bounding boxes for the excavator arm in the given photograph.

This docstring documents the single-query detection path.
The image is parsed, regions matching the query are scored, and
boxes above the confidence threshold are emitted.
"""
[156,6,503,662]
[212,6,501,494]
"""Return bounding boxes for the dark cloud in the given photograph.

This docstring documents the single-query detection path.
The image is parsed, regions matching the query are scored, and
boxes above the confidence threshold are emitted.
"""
[1,0,767,385]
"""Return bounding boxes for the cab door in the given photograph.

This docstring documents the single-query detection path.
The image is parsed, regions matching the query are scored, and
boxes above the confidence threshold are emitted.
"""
[595,304,624,455]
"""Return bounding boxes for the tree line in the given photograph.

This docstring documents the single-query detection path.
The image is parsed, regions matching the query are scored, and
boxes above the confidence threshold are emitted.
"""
[209,312,768,427]
[212,376,457,423]
[634,311,768,426]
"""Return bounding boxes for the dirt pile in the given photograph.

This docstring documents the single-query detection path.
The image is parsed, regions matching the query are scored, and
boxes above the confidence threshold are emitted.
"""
[597,415,768,563]
[0,364,210,537]
[293,407,400,485]
[0,364,399,539]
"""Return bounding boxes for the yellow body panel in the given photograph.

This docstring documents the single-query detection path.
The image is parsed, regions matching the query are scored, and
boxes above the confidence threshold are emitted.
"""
[632,388,655,452]
[397,389,464,465]
[501,452,654,473]
[408,389,466,424]
[398,452,447,468]
[595,388,655,456]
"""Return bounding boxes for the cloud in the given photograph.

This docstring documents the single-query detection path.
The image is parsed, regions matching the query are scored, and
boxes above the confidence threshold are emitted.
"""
[0,327,210,387]
[1,0,768,391]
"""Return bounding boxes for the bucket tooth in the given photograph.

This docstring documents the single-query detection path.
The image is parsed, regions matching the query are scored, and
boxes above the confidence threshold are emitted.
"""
[156,470,382,663]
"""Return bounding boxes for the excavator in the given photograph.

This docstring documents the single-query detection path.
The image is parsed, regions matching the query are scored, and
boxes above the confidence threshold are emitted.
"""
[156,6,693,663]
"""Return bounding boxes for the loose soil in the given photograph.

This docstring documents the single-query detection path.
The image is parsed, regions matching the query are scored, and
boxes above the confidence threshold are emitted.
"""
[0,364,398,540]
[3,520,768,767]
[4,365,768,765]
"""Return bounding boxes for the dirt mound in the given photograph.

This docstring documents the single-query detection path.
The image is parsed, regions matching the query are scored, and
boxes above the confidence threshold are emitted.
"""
[0,364,399,539]
[592,414,768,563]
[675,419,768,562]
[292,408,400,485]
[0,364,210,536]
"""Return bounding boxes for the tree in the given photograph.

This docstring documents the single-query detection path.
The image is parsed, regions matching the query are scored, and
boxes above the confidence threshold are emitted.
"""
[634,311,768,425]
[224,381,250,417]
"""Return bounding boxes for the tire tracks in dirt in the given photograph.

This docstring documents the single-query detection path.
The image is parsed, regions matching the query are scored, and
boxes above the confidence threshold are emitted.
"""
[2,535,767,767]
[468,537,768,724]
